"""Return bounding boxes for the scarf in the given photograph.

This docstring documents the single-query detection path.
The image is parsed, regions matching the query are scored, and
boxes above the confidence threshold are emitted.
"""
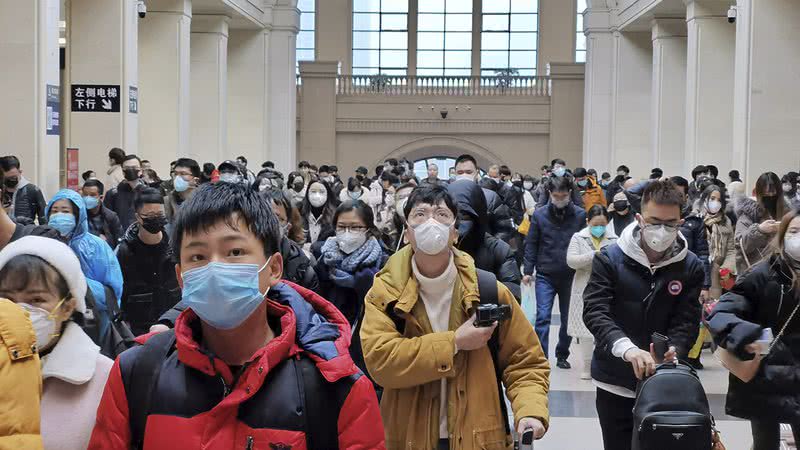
[320,236,383,288]
[703,212,728,265]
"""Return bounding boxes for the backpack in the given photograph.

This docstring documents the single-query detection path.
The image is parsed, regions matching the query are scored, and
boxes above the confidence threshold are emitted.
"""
[126,330,352,450]
[82,284,136,359]
[387,268,511,436]
[632,362,714,450]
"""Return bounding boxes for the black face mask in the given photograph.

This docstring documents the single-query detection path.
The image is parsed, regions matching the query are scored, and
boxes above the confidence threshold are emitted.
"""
[123,168,140,182]
[292,181,304,192]
[141,214,167,234]
[613,201,629,212]
[762,195,778,216]
[356,174,365,181]
[3,177,19,189]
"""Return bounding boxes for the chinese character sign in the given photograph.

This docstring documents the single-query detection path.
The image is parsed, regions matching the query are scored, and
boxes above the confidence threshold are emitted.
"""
[46,84,60,136]
[71,84,121,112]
[129,86,138,114]
[66,148,80,191]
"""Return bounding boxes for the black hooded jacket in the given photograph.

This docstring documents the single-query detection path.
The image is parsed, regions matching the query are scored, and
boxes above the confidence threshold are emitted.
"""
[448,180,521,299]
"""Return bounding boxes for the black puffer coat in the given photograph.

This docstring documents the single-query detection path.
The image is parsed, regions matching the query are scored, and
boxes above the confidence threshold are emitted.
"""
[707,255,800,422]
[680,212,711,289]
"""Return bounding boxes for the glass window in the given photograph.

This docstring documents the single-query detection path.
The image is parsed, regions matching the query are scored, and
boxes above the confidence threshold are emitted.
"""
[415,0,473,76]
[576,0,587,62]
[296,0,315,73]
[413,156,485,180]
[353,0,409,75]
[480,0,538,76]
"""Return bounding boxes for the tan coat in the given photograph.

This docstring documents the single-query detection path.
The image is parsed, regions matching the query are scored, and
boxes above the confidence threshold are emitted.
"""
[0,299,43,450]
[361,247,550,450]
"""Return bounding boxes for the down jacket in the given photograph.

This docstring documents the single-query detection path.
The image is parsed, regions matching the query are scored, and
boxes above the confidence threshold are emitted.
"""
[734,197,777,274]
[45,190,123,312]
[565,226,617,339]
[89,282,385,450]
[361,247,551,450]
[707,256,800,422]
[680,211,711,289]
[0,299,42,450]
[523,202,586,278]
[6,178,46,225]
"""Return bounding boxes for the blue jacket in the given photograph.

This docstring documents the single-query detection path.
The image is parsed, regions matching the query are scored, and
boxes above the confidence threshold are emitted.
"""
[46,189,123,310]
[523,202,586,278]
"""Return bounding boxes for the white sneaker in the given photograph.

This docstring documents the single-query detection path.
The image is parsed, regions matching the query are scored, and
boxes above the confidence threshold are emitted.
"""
[580,371,591,380]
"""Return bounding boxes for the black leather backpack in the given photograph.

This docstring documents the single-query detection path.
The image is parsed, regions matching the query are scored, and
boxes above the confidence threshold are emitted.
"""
[632,362,714,450]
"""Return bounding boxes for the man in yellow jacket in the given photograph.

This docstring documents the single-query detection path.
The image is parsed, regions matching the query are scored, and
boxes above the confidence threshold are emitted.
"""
[0,298,43,450]
[361,184,550,450]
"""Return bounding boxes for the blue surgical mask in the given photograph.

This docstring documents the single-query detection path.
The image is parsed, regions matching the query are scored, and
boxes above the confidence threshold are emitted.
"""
[174,175,190,193]
[553,167,566,177]
[48,213,76,237]
[180,257,272,330]
[577,179,588,188]
[590,225,606,239]
[83,196,99,210]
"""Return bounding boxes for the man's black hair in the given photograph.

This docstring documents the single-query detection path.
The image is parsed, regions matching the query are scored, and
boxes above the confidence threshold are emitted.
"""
[298,160,310,168]
[706,165,719,178]
[202,162,216,174]
[329,165,339,173]
[83,179,105,195]
[319,165,330,174]
[540,165,550,172]
[380,171,399,185]
[236,155,248,165]
[729,170,740,181]
[262,161,275,169]
[574,167,587,178]
[403,184,458,220]
[549,175,573,193]
[356,166,368,175]
[601,172,611,180]
[134,187,165,211]
[551,158,566,167]
[172,182,280,261]
[123,154,141,165]
[668,176,690,195]
[109,147,126,165]
[643,180,685,208]
[0,156,20,171]
[454,154,478,169]
[384,158,398,167]
[616,165,630,174]
[174,157,201,178]
[691,165,708,180]
[82,170,95,181]
[499,165,511,177]
[587,168,597,177]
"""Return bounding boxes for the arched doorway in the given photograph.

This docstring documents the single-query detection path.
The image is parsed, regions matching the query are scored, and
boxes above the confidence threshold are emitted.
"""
[412,156,486,180]
[378,136,503,172]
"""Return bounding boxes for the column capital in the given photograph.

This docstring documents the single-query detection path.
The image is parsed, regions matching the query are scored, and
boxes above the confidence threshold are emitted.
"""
[146,0,191,17]
[651,17,687,40]
[547,62,585,80]
[584,8,618,34]
[685,0,735,19]
[270,2,300,34]
[191,15,230,36]
[299,61,339,78]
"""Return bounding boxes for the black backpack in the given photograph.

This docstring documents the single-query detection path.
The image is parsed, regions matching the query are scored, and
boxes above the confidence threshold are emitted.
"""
[632,362,714,450]
[126,330,352,450]
[82,285,136,359]
[387,268,511,436]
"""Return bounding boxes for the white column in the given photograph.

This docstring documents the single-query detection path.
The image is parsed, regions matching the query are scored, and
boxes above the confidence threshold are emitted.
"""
[581,3,616,172]
[190,15,229,165]
[228,29,269,167]
[0,0,60,195]
[64,0,139,180]
[651,18,687,177]
[733,0,800,188]
[267,1,300,174]
[611,31,653,177]
[138,0,191,175]
[685,0,735,178]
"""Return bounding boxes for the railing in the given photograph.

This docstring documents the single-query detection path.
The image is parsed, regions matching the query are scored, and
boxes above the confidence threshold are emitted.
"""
[334,75,550,96]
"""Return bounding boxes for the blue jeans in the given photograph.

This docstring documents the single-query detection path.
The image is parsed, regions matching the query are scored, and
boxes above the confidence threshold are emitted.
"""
[534,272,574,360]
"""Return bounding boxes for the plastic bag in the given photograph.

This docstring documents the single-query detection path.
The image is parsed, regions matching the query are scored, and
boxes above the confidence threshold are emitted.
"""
[521,281,536,327]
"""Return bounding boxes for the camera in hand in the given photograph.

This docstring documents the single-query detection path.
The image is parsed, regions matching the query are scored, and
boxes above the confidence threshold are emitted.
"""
[474,304,511,327]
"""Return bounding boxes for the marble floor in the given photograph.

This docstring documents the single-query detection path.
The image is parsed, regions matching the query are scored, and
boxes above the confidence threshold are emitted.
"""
[525,313,756,450]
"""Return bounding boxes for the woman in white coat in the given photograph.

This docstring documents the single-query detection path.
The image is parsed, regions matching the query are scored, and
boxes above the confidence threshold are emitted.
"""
[566,205,618,379]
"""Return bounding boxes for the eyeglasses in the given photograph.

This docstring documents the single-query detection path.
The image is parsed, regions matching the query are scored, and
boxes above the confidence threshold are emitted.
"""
[336,225,367,234]
[407,207,455,226]
[642,221,681,232]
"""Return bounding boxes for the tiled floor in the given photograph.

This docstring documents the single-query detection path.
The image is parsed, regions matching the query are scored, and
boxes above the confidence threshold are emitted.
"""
[525,313,754,450]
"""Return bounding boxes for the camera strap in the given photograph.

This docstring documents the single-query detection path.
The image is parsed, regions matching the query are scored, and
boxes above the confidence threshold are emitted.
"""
[476,269,511,437]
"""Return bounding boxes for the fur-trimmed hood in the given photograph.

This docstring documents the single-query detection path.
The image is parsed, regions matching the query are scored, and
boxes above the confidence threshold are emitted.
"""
[734,197,766,224]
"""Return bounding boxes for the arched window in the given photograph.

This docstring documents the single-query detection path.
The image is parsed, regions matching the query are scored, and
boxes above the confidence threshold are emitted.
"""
[416,0,473,76]
[296,0,315,73]
[576,0,587,63]
[412,157,485,180]
[352,0,409,75]
[480,0,538,76]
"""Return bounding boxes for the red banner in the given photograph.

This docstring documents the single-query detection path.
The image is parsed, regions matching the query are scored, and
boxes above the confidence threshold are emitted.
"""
[66,148,79,191]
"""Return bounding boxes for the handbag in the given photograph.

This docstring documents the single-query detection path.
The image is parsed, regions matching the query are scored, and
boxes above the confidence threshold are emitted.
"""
[714,287,800,383]
[517,215,531,236]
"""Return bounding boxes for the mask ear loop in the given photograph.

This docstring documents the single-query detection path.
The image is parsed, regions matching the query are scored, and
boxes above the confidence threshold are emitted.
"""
[258,255,275,297]
[396,224,406,253]
[47,296,70,340]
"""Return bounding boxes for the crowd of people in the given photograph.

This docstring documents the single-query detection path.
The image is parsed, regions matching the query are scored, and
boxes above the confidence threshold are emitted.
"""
[0,148,799,450]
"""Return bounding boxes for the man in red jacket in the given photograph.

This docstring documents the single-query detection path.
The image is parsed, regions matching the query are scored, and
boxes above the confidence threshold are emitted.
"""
[89,182,384,450]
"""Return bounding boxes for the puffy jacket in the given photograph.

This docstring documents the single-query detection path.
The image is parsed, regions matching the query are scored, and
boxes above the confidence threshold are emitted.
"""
[734,197,777,274]
[583,223,704,392]
[89,282,385,450]
[6,178,46,225]
[578,176,607,212]
[680,211,711,289]
[707,255,800,422]
[86,204,123,249]
[115,223,181,336]
[45,190,123,312]
[523,202,586,278]
[361,247,551,450]
[0,299,42,450]
[103,181,144,230]
[565,226,617,339]
[483,186,516,242]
